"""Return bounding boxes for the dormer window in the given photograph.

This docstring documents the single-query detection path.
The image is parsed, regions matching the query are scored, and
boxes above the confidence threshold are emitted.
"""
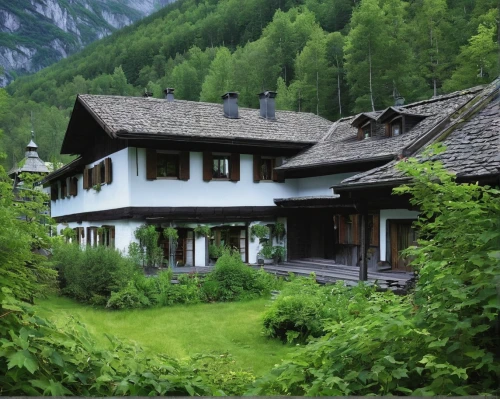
[378,106,428,137]
[351,112,380,140]
[390,117,402,137]
[362,122,372,139]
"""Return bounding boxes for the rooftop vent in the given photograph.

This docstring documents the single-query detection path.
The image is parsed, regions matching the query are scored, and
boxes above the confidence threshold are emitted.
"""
[258,91,277,120]
[222,92,239,119]
[164,88,175,102]
[394,96,405,106]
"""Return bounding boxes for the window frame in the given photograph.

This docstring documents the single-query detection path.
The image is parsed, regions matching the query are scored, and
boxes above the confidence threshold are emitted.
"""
[361,121,372,139]
[212,153,231,180]
[156,150,181,179]
[389,116,403,137]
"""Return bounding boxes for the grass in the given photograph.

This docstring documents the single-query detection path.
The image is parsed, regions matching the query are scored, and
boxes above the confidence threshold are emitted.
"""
[37,296,293,375]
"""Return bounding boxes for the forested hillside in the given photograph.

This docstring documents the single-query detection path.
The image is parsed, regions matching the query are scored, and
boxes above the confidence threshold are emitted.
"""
[0,0,498,169]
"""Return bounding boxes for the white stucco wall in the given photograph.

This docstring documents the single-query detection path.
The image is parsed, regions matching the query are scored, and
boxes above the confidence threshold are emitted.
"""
[379,209,420,261]
[50,148,131,218]
[50,147,362,265]
[57,219,142,254]
[292,173,356,197]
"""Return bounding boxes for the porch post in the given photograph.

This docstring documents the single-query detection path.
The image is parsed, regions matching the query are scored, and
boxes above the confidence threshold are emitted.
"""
[359,213,368,281]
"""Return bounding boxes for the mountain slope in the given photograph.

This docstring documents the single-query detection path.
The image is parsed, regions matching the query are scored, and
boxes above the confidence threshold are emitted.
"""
[0,0,173,86]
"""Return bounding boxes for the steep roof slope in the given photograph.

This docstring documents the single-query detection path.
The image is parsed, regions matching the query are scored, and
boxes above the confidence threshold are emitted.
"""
[336,79,500,189]
[278,86,484,171]
[73,94,331,145]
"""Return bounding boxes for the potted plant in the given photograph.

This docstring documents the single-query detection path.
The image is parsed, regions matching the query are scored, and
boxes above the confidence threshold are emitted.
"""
[258,244,275,264]
[272,245,286,264]
[208,244,224,263]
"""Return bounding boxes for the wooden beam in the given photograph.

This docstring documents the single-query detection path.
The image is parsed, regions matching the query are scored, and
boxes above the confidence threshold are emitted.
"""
[359,213,368,281]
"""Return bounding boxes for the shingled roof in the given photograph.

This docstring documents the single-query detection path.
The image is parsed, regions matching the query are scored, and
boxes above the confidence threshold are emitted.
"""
[75,94,331,147]
[277,86,484,171]
[335,79,500,190]
[8,139,49,177]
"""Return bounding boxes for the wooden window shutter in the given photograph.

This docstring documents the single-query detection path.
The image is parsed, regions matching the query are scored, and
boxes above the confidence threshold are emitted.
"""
[83,169,89,189]
[51,184,58,201]
[104,158,113,184]
[203,152,213,181]
[179,151,190,181]
[60,179,67,198]
[253,155,261,182]
[371,214,380,246]
[95,163,102,185]
[357,127,363,140]
[230,153,240,182]
[352,214,360,245]
[385,123,391,137]
[146,149,157,180]
[69,177,78,196]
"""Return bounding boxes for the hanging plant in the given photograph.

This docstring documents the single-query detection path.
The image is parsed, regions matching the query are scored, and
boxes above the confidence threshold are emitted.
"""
[273,222,286,241]
[92,183,102,193]
[194,225,211,238]
[250,224,270,242]
[163,227,179,241]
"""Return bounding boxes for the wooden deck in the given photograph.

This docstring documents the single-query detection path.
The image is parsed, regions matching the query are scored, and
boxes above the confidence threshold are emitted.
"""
[255,258,414,290]
[147,258,415,291]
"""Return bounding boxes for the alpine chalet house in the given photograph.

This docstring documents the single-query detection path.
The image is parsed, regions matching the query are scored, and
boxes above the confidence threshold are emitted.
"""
[43,79,500,278]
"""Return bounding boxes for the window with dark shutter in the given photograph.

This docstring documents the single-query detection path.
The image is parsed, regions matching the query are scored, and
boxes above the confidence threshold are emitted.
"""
[179,151,190,180]
[146,149,157,180]
[99,161,105,184]
[60,179,67,199]
[93,163,102,185]
[230,153,240,181]
[104,158,112,184]
[157,153,180,178]
[83,168,93,189]
[69,177,78,196]
[203,152,213,181]
[51,184,58,201]
[338,214,360,245]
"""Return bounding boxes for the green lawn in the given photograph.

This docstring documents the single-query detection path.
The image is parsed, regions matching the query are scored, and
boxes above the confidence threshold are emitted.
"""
[37,296,292,375]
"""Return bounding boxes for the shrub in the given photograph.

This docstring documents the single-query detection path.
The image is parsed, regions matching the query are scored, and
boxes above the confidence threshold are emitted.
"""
[206,250,270,301]
[106,281,151,309]
[53,244,137,303]
[262,277,374,343]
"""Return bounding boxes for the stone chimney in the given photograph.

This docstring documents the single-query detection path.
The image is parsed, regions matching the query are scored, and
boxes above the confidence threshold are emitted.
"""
[164,88,175,102]
[258,91,277,120]
[222,92,239,119]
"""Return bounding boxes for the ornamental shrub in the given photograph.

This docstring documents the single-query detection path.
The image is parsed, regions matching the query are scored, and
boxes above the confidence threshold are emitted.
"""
[53,244,137,303]
[205,249,270,301]
[262,277,373,343]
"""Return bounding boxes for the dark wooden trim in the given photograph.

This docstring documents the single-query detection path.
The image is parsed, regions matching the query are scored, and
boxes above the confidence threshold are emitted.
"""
[359,213,368,281]
[146,148,157,180]
[203,152,213,181]
[104,158,112,184]
[179,151,190,181]
[54,206,287,223]
[230,153,240,182]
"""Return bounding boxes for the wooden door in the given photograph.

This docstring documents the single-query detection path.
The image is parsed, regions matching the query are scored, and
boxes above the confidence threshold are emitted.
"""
[389,221,417,271]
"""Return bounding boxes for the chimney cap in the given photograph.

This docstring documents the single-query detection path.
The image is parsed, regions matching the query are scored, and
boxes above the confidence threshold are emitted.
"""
[221,92,238,100]
[258,91,277,99]
[164,88,175,94]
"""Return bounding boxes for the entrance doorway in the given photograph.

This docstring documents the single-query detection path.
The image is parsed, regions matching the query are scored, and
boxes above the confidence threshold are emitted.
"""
[388,220,417,271]
[162,228,195,266]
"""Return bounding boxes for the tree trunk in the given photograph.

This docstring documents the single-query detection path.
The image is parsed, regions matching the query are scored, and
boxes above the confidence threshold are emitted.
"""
[368,42,375,112]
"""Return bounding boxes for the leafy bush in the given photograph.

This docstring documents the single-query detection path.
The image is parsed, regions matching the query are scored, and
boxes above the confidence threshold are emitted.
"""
[205,250,270,301]
[253,152,500,396]
[53,244,137,303]
[262,277,373,343]
[106,281,151,309]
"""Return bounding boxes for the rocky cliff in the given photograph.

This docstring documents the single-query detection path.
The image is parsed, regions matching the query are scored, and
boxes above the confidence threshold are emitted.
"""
[0,0,174,86]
